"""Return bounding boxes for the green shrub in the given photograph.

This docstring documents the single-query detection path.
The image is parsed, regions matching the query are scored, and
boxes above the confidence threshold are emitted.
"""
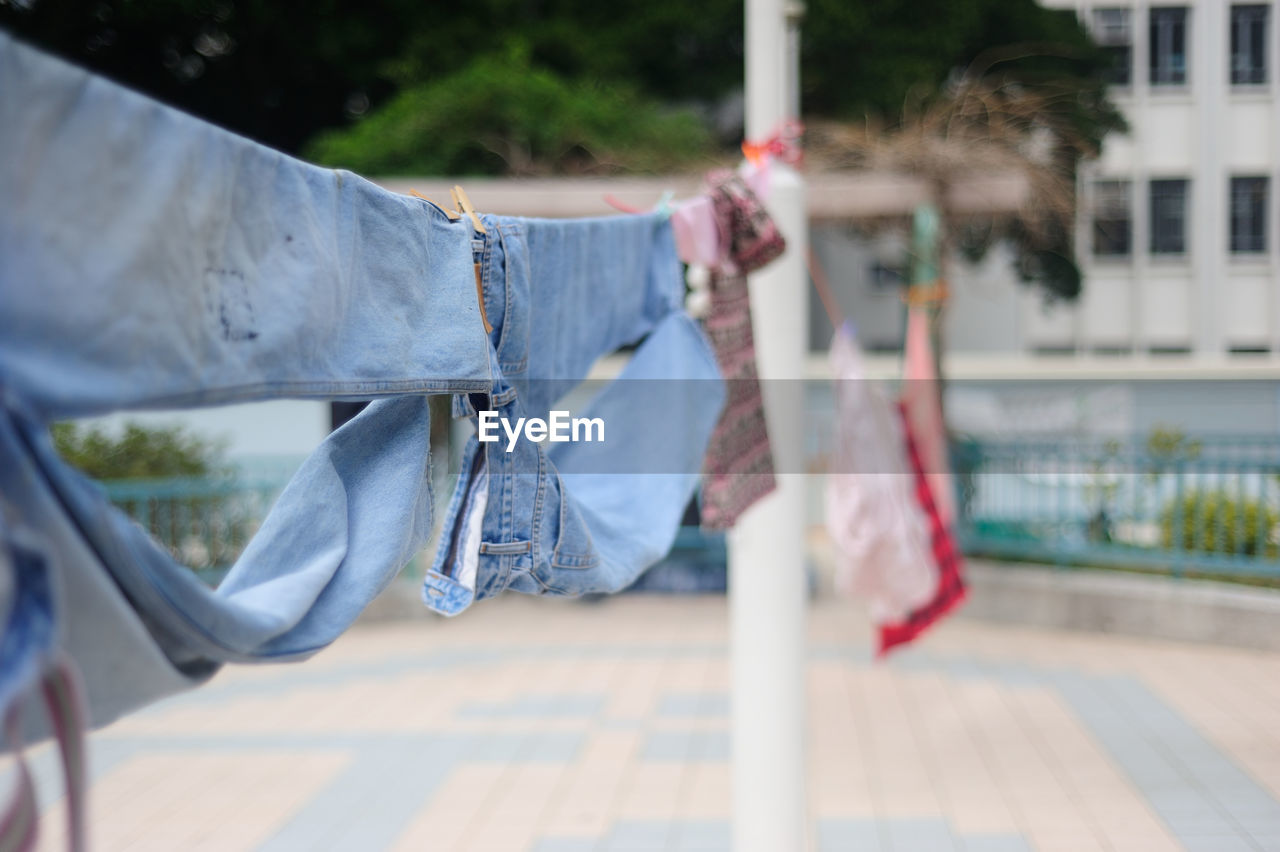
[1159,490,1279,558]
[304,49,715,177]
[52,421,227,480]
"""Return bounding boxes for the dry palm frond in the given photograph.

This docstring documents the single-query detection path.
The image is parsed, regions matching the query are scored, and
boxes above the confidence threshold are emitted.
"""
[805,74,1088,252]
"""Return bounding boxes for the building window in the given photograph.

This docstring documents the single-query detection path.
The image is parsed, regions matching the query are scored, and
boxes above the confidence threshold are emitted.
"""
[1149,179,1188,255]
[1230,176,1268,253]
[1092,9,1133,86]
[1150,7,1188,86]
[1092,180,1132,257]
[1231,5,1268,85]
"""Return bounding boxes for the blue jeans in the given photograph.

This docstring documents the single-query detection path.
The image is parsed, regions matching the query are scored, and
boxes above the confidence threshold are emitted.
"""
[0,513,57,718]
[422,214,726,615]
[0,33,492,730]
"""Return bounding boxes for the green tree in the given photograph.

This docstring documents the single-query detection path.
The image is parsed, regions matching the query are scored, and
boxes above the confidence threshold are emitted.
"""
[381,2,743,108]
[52,421,228,480]
[802,0,1118,147]
[304,49,714,176]
[0,0,422,154]
[4,0,1118,163]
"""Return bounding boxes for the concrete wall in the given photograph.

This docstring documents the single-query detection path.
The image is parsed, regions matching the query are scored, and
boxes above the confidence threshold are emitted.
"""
[960,559,1280,651]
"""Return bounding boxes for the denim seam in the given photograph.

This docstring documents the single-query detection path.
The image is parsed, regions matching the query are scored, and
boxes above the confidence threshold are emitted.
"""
[478,232,495,345]
[528,566,558,594]
[100,378,493,416]
[408,193,458,226]
[431,437,478,579]
[551,556,598,570]
[494,223,529,375]
[530,447,547,571]
[550,481,599,570]
[494,443,515,590]
[480,229,499,352]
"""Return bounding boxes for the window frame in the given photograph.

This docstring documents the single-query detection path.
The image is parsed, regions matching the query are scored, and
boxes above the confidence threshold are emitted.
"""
[1229,175,1269,254]
[1092,8,1134,87]
[1091,178,1134,259]
[1150,6,1190,87]
[1230,4,1269,87]
[1149,178,1190,256]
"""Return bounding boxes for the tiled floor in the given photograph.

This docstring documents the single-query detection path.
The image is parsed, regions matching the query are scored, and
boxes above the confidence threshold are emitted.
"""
[13,591,1280,851]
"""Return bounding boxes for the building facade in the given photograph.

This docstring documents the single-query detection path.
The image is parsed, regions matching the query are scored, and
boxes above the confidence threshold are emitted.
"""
[813,1,1280,362]
[1041,0,1280,357]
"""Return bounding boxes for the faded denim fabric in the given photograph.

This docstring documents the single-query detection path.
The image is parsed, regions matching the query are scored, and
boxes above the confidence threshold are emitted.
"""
[0,34,491,729]
[422,214,726,614]
[0,33,491,420]
[0,509,57,719]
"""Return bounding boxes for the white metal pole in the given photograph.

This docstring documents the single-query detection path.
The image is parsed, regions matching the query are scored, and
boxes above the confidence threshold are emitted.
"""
[731,0,809,849]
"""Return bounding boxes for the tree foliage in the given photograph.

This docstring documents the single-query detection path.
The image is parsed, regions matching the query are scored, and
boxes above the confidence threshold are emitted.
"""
[381,2,743,107]
[0,0,429,155]
[809,67,1124,302]
[52,421,228,480]
[803,0,1120,153]
[3,0,1121,298]
[304,48,715,177]
[4,0,1117,159]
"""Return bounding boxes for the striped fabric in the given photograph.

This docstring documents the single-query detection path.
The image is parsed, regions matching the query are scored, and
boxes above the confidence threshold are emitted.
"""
[699,171,785,531]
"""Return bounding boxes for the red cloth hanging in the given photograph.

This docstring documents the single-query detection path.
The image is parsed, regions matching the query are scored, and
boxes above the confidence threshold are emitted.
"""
[877,400,968,656]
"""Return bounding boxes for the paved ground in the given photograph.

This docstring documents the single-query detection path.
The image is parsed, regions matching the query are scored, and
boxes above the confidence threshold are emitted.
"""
[14,591,1280,851]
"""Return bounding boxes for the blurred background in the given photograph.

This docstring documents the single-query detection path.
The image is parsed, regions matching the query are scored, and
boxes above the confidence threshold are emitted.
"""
[6,1,1280,850]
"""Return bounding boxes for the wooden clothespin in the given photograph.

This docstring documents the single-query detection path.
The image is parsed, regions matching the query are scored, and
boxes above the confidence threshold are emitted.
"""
[452,184,487,234]
[408,189,460,220]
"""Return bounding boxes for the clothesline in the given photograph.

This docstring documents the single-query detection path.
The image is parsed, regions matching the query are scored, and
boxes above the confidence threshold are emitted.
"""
[0,32,967,847]
[0,30,795,735]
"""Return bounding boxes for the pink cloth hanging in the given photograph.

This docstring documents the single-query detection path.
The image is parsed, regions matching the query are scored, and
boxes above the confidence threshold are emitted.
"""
[670,196,721,267]
[825,324,967,655]
[899,307,956,525]
[824,326,938,630]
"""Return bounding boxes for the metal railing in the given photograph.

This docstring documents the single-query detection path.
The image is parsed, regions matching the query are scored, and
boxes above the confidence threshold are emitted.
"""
[952,435,1280,578]
[100,453,448,586]
[103,475,288,585]
[100,435,1280,586]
